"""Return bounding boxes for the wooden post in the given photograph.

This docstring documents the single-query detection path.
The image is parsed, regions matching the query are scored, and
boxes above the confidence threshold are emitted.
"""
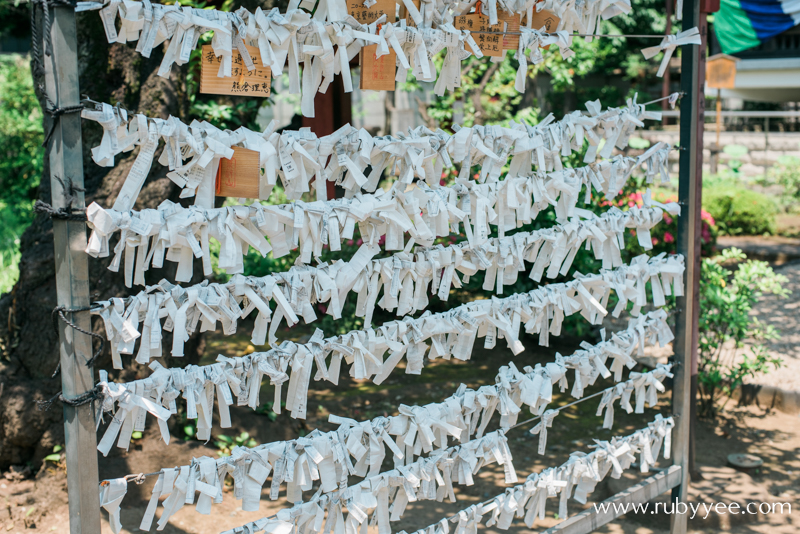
[716,88,721,146]
[671,1,706,533]
[41,5,102,534]
[661,0,673,122]
[302,74,352,200]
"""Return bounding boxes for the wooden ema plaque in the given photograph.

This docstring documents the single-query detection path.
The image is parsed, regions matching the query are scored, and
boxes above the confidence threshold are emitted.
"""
[528,9,560,32]
[215,146,265,199]
[348,0,396,24]
[200,45,271,97]
[453,11,522,57]
[349,0,397,90]
[360,46,397,91]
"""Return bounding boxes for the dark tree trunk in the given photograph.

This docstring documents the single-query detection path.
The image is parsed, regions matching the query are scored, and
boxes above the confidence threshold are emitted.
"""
[0,8,204,469]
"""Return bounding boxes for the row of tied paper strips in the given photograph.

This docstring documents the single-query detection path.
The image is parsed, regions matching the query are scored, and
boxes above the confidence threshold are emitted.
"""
[82,123,674,292]
[76,0,700,116]
[97,305,675,533]
[91,250,682,443]
[81,95,670,211]
[96,306,674,452]
[90,201,680,368]
[220,416,674,534]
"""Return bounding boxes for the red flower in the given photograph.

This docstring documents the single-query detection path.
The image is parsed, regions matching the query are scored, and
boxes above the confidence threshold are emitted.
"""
[701,210,716,227]
[663,232,674,243]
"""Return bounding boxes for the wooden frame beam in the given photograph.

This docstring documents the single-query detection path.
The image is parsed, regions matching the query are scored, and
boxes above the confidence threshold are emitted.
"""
[542,466,683,534]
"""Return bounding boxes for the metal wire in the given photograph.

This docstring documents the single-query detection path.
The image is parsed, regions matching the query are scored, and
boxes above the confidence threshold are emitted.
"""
[468,30,669,38]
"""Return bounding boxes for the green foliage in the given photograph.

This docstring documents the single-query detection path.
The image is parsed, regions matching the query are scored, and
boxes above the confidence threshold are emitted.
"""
[0,54,43,293]
[43,444,64,464]
[758,155,800,212]
[215,431,257,457]
[703,185,777,236]
[721,144,748,174]
[627,137,651,150]
[697,248,789,417]
[255,401,281,421]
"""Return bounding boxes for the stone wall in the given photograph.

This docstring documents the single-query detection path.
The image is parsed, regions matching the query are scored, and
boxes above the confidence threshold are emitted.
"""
[639,130,800,178]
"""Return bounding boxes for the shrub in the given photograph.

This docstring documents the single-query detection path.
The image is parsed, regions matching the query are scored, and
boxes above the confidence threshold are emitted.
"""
[703,185,777,236]
[697,248,789,417]
[760,155,800,212]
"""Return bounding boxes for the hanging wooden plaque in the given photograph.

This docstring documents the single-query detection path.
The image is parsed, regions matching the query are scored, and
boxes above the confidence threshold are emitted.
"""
[360,46,397,91]
[348,0,397,24]
[453,11,522,56]
[215,147,266,199]
[527,9,560,32]
[200,45,271,97]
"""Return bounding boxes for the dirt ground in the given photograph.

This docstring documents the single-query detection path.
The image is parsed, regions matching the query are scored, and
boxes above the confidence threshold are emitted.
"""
[2,323,799,534]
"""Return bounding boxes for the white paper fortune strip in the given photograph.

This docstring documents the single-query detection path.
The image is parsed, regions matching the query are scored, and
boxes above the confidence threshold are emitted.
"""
[76,0,694,117]
[91,200,678,367]
[80,95,666,209]
[84,145,674,288]
[392,415,674,534]
[98,365,672,533]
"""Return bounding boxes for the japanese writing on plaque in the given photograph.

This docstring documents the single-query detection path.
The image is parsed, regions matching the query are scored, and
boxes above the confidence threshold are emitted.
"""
[360,45,396,91]
[200,45,271,97]
[453,11,521,57]
[348,0,396,24]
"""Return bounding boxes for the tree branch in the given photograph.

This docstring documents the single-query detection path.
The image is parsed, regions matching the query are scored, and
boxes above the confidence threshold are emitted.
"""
[415,96,437,129]
[471,61,500,125]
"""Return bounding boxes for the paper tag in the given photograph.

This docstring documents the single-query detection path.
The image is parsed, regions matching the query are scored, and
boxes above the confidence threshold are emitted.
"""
[215,146,263,199]
[200,45,271,97]
[360,46,397,91]
[348,0,397,24]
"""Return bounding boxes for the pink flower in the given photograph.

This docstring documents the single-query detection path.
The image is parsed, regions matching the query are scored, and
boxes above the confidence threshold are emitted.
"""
[663,232,674,243]
[346,239,355,246]
[701,210,716,227]
[664,215,673,225]
[652,237,659,246]
[356,238,363,246]
[378,235,386,246]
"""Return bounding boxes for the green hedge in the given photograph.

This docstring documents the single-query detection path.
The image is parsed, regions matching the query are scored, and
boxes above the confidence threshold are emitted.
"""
[703,186,777,236]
